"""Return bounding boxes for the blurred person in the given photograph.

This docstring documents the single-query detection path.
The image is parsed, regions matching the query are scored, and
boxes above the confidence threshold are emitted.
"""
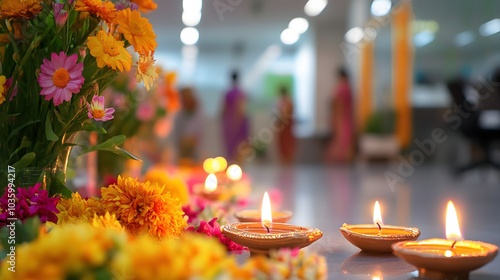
[326,68,355,163]
[221,71,249,163]
[275,85,295,164]
[174,87,204,164]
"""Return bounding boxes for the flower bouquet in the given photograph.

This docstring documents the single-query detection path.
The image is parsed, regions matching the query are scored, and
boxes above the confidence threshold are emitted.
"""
[0,0,158,196]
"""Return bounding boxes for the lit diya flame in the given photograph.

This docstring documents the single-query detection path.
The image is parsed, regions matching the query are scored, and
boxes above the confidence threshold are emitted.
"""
[226,164,242,181]
[261,192,272,233]
[446,201,462,251]
[204,173,218,193]
[373,201,383,232]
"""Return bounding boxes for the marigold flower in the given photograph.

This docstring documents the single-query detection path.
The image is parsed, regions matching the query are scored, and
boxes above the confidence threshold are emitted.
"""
[100,176,187,239]
[0,75,6,105]
[0,0,42,20]
[92,212,124,232]
[87,95,115,121]
[143,169,190,205]
[38,51,85,106]
[56,192,105,225]
[135,52,158,90]
[88,30,132,72]
[75,0,117,23]
[131,0,157,13]
[115,8,157,55]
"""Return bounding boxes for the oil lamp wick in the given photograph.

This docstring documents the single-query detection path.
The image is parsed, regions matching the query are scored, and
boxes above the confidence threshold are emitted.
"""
[264,225,270,233]
[451,240,457,249]
[377,222,382,232]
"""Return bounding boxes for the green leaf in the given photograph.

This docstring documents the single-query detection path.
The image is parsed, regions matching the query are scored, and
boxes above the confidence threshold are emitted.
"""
[8,136,31,160]
[7,120,40,141]
[48,175,72,198]
[45,112,59,141]
[79,135,141,161]
[74,123,107,134]
[12,152,36,169]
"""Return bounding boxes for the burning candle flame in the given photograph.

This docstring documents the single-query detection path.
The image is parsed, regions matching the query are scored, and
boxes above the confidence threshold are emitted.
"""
[204,173,218,193]
[446,201,462,241]
[373,201,383,227]
[226,164,243,181]
[261,192,272,232]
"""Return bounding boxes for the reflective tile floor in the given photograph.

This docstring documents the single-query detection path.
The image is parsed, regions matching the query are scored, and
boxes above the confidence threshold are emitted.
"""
[245,163,500,280]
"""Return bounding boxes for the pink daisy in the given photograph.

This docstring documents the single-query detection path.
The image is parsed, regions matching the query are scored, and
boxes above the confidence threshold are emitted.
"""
[38,51,84,106]
[87,95,115,121]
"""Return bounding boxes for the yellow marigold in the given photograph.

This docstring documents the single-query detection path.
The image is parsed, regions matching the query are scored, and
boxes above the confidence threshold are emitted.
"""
[115,8,157,54]
[75,0,116,23]
[0,75,6,105]
[135,52,158,91]
[112,234,234,280]
[0,0,42,19]
[0,223,126,280]
[100,176,187,239]
[88,30,132,72]
[92,212,125,232]
[131,0,157,13]
[143,168,189,205]
[57,192,105,224]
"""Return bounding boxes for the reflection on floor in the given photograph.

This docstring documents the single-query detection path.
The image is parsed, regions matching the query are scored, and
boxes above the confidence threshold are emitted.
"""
[245,163,500,280]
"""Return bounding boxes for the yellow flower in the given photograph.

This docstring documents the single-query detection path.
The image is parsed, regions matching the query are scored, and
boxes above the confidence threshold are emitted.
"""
[115,8,157,54]
[131,0,157,13]
[0,224,126,280]
[92,212,125,232]
[88,30,132,72]
[143,168,189,205]
[0,0,42,20]
[0,75,6,105]
[113,234,234,280]
[135,52,158,91]
[57,192,105,224]
[75,0,117,23]
[100,176,187,239]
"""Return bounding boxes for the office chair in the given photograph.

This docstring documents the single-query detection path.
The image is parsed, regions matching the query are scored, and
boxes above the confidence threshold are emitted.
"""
[446,70,500,175]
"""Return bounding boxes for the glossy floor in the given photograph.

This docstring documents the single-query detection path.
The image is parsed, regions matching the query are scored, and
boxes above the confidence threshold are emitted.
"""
[245,163,500,280]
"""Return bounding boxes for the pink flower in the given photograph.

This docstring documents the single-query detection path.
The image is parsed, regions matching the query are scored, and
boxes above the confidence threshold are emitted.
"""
[53,3,68,27]
[87,95,115,121]
[136,101,155,121]
[187,218,248,253]
[38,52,84,106]
[3,77,18,101]
[0,183,59,227]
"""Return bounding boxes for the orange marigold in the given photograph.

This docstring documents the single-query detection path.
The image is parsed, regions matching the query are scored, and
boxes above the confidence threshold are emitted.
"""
[131,0,157,13]
[143,168,189,205]
[100,176,187,239]
[76,0,117,23]
[0,0,42,20]
[115,8,157,54]
[57,192,105,224]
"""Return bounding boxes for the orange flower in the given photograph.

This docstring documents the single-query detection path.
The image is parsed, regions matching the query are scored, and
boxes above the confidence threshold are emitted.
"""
[0,0,42,19]
[115,8,157,54]
[100,176,187,239]
[131,0,157,13]
[75,0,117,23]
[87,30,132,72]
[135,52,158,91]
[56,192,105,224]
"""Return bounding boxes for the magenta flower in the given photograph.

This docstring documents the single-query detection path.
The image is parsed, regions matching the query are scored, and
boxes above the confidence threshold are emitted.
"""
[53,3,68,27]
[187,218,248,253]
[87,95,115,121]
[38,52,84,106]
[0,183,59,227]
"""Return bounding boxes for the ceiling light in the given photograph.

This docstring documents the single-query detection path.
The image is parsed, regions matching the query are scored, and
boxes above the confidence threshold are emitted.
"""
[345,27,364,44]
[183,0,202,12]
[479,18,500,37]
[454,31,474,47]
[304,0,327,17]
[289,17,309,34]
[182,10,201,26]
[280,28,299,45]
[180,27,199,45]
[371,0,391,17]
[413,31,435,47]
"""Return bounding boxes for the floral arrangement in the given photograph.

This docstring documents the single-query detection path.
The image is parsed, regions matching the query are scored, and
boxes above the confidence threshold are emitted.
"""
[0,0,159,196]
